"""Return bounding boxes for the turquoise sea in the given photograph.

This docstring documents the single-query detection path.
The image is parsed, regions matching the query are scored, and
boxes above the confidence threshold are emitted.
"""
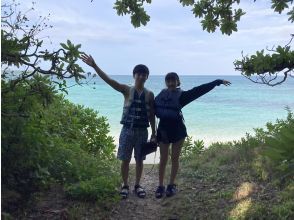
[64,75,294,163]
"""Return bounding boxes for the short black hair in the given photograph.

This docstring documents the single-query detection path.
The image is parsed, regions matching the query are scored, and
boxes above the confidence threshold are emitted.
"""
[165,72,181,86]
[133,64,149,76]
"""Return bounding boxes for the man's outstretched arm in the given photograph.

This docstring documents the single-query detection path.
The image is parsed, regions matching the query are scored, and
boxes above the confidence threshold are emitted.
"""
[81,54,129,94]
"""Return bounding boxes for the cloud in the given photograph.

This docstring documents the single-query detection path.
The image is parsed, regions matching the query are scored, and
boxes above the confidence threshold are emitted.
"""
[14,0,294,75]
[236,25,293,38]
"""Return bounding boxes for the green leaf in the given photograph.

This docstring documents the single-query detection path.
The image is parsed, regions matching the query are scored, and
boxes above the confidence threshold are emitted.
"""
[60,43,69,50]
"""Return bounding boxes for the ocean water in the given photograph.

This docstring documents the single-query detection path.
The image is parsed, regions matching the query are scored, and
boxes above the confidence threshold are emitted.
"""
[64,75,294,163]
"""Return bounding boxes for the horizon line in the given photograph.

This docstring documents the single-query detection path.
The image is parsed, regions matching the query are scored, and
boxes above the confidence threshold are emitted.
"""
[108,74,242,76]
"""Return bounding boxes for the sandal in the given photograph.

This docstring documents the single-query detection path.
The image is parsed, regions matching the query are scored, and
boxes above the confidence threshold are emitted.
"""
[134,184,146,198]
[155,185,165,199]
[119,185,129,199]
[166,184,177,197]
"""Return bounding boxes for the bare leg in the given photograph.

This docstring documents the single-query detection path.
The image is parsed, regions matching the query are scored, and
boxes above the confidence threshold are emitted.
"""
[159,142,170,186]
[121,159,131,186]
[135,159,143,185]
[170,138,185,185]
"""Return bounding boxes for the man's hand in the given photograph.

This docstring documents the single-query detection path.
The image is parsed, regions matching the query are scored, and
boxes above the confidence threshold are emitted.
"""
[222,80,231,86]
[81,54,96,68]
[80,53,129,94]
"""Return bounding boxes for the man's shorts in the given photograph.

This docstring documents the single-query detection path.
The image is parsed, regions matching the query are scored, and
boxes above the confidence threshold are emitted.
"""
[117,125,148,161]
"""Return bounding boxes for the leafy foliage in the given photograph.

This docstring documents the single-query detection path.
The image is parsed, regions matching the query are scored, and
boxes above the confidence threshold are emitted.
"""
[177,110,294,219]
[183,0,245,35]
[65,176,120,202]
[112,0,293,36]
[1,3,119,213]
[230,108,294,181]
[263,110,294,180]
[183,109,294,182]
[110,0,294,86]
[181,136,205,158]
[271,0,293,17]
[234,42,294,86]
[1,1,96,93]
[1,76,120,202]
[113,0,151,27]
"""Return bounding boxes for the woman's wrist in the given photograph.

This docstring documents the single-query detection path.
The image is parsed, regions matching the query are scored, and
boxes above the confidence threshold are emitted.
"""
[215,79,223,86]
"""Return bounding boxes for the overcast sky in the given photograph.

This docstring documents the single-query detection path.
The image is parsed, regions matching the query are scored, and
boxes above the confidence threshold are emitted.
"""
[19,0,292,75]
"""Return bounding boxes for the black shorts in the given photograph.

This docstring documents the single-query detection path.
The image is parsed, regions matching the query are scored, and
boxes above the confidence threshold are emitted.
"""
[157,118,188,144]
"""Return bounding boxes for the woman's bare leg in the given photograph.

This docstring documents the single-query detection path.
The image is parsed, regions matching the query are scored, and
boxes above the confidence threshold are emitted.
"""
[170,138,185,185]
[158,142,170,186]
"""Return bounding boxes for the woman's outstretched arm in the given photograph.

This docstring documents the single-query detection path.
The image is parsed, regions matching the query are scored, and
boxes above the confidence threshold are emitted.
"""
[179,79,231,107]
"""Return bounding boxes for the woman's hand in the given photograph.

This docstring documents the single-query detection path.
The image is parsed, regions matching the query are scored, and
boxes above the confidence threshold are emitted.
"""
[150,133,157,143]
[81,53,96,68]
[222,80,231,86]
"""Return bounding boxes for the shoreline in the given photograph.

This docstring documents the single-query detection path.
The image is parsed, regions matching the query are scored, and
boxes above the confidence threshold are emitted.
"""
[111,133,249,164]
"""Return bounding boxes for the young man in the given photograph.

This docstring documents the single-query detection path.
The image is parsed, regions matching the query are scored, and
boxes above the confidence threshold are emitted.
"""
[81,54,156,199]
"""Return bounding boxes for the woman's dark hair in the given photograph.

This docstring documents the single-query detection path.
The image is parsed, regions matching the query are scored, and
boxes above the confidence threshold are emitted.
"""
[133,64,149,76]
[165,72,181,86]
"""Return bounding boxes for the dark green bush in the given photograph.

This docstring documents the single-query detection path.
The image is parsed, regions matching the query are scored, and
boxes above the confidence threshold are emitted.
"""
[1,75,120,203]
[181,109,293,183]
[65,176,120,202]
[263,110,294,180]
[181,136,205,159]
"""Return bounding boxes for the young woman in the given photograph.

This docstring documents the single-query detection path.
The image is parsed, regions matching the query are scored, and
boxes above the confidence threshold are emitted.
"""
[154,72,231,198]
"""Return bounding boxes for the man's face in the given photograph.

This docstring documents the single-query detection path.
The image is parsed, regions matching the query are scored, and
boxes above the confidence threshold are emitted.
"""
[134,72,148,85]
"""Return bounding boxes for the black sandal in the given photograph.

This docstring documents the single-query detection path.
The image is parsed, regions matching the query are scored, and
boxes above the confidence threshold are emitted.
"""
[119,185,129,199]
[155,185,165,199]
[134,184,146,198]
[166,184,177,197]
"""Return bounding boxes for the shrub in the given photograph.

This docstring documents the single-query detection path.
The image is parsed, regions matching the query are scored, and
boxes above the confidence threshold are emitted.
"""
[1,75,120,203]
[181,136,205,159]
[263,109,294,181]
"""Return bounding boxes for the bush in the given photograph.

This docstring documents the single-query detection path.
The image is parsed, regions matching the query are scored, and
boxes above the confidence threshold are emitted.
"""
[181,136,205,159]
[218,109,294,182]
[1,75,120,204]
[181,109,294,183]
[263,109,294,181]
[65,176,120,202]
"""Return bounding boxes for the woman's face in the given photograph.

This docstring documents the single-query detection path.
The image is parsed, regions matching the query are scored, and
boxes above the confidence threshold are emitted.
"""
[165,79,178,90]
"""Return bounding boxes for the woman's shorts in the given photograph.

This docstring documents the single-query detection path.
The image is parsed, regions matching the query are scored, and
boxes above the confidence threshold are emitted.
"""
[157,119,187,144]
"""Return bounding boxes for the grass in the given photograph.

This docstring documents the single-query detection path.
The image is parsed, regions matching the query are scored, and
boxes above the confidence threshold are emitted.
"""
[3,142,293,219]
[159,142,294,220]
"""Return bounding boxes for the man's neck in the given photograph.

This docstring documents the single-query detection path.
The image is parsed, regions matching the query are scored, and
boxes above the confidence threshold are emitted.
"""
[134,83,144,91]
